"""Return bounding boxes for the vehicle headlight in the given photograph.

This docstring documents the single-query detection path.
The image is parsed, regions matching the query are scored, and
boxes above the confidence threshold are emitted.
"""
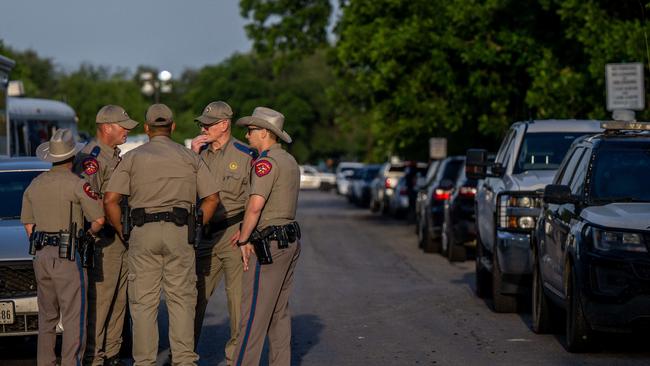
[592,227,647,253]
[498,194,542,230]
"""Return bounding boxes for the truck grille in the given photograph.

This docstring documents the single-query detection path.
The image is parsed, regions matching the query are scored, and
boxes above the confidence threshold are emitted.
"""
[0,261,37,298]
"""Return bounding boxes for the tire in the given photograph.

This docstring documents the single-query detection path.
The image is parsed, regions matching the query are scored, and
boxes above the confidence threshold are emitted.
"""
[414,211,421,234]
[446,222,467,262]
[380,197,389,215]
[441,221,449,257]
[422,214,441,253]
[492,253,518,313]
[565,265,593,352]
[532,252,558,334]
[475,235,491,298]
[370,197,379,212]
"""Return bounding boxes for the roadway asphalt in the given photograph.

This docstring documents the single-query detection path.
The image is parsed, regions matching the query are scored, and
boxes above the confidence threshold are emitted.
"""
[3,190,650,365]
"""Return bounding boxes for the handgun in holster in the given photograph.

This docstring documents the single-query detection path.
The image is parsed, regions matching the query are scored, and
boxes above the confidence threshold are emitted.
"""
[77,229,95,269]
[250,230,273,265]
[120,197,132,243]
[28,230,44,255]
[187,204,200,247]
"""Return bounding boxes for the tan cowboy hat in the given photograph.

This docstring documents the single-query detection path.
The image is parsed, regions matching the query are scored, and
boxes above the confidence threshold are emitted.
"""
[36,129,84,163]
[236,107,292,143]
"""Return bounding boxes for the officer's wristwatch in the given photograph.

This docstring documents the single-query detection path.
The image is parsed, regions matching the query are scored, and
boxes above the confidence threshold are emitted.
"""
[236,239,249,247]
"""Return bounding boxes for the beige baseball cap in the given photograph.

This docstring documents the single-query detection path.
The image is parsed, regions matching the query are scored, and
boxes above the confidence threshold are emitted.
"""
[195,101,233,125]
[145,104,174,126]
[96,105,139,129]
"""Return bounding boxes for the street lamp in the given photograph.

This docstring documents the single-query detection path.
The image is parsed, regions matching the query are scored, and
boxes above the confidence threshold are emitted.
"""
[140,70,173,103]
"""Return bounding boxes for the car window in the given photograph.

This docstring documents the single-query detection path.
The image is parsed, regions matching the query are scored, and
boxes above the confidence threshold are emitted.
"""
[424,161,440,185]
[558,147,585,186]
[441,160,464,182]
[569,148,591,195]
[513,132,586,174]
[590,147,650,203]
[0,170,45,219]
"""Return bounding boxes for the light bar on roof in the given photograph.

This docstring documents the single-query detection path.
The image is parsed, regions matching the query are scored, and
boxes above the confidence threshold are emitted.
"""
[600,121,650,131]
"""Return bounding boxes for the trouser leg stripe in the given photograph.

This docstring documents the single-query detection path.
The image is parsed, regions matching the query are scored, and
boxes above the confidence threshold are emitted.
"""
[236,261,261,366]
[75,256,85,366]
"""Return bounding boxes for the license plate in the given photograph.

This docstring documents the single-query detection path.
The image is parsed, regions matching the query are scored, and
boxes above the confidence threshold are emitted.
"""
[0,301,15,324]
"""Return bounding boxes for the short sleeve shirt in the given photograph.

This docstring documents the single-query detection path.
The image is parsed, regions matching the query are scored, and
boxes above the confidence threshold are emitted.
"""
[199,137,255,219]
[73,139,121,196]
[249,143,300,229]
[21,165,104,231]
[105,135,217,212]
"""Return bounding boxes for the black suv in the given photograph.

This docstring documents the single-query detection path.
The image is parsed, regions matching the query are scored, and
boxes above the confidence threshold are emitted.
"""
[441,161,478,262]
[532,121,650,352]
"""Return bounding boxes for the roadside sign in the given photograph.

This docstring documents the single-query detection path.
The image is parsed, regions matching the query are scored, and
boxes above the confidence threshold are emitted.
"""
[429,138,447,160]
[606,63,645,111]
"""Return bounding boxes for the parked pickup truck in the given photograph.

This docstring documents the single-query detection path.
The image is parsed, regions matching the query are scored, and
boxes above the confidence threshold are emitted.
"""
[466,120,602,312]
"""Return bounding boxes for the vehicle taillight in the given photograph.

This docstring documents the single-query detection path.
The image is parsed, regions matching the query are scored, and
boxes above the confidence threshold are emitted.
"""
[459,186,476,198]
[385,178,392,189]
[433,188,451,201]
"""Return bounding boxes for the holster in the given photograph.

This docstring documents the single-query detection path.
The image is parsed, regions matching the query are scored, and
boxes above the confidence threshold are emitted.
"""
[250,230,273,265]
[77,229,95,269]
[120,197,132,243]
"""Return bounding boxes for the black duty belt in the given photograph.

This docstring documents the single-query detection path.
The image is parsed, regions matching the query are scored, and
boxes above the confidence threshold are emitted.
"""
[34,232,63,247]
[259,222,301,248]
[208,211,245,234]
[131,207,189,227]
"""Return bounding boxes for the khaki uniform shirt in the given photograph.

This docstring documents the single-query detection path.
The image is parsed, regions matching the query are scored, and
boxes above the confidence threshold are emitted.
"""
[21,165,104,231]
[200,137,255,220]
[250,143,300,229]
[73,139,121,196]
[106,135,217,212]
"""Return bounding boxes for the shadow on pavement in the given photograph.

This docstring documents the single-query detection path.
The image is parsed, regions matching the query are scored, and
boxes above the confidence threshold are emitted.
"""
[0,335,38,366]
[291,314,324,366]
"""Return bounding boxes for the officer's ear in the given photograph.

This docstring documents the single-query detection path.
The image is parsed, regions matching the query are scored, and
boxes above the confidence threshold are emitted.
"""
[171,122,176,133]
[144,124,150,134]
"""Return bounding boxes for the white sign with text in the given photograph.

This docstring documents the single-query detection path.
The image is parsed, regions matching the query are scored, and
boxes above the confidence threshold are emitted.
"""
[606,63,645,111]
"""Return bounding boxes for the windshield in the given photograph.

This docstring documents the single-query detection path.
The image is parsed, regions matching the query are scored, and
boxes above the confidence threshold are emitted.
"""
[514,133,585,174]
[590,148,650,203]
[0,171,44,219]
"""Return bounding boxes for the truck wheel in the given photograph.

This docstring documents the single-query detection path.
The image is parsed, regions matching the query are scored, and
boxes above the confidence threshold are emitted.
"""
[532,255,558,334]
[492,253,518,313]
[475,236,491,298]
[565,265,593,352]
[446,222,466,262]
[370,198,379,212]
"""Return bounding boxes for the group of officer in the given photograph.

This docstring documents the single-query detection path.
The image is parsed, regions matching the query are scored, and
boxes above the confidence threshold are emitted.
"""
[20,101,302,366]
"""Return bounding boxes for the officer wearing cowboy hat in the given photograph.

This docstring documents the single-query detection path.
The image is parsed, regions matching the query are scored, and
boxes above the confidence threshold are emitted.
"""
[21,128,105,366]
[230,107,301,366]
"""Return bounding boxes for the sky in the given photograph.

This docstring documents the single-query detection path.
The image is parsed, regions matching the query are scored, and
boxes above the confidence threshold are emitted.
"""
[0,0,253,77]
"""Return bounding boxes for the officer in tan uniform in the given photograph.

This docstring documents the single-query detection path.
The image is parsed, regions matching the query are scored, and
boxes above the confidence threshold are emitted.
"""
[74,105,138,366]
[230,107,301,366]
[21,129,105,366]
[190,101,256,363]
[103,104,219,366]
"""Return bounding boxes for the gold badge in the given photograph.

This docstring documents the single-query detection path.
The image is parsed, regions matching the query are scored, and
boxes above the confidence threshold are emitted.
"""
[229,162,238,170]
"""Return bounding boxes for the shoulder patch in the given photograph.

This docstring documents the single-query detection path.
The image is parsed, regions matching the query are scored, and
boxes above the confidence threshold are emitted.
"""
[234,141,259,160]
[254,159,273,177]
[82,183,99,200]
[90,145,101,158]
[82,157,99,175]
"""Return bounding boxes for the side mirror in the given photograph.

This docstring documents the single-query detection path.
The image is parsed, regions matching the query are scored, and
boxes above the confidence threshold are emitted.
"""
[439,179,454,190]
[491,162,505,177]
[543,184,576,205]
[466,149,488,179]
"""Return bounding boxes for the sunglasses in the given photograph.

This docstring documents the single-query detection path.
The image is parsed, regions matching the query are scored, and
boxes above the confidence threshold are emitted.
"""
[196,119,227,129]
[247,127,263,133]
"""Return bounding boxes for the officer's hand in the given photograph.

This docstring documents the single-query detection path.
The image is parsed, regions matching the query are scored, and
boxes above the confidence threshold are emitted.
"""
[190,135,214,153]
[230,230,241,247]
[240,244,254,271]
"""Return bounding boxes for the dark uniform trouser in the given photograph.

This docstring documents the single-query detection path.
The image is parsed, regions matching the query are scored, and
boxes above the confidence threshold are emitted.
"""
[194,222,243,364]
[33,246,88,366]
[85,235,128,366]
[233,239,301,366]
[128,222,198,366]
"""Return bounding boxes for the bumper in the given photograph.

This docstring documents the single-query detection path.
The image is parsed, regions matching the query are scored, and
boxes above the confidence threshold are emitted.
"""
[0,296,39,336]
[496,230,532,275]
[578,254,650,331]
